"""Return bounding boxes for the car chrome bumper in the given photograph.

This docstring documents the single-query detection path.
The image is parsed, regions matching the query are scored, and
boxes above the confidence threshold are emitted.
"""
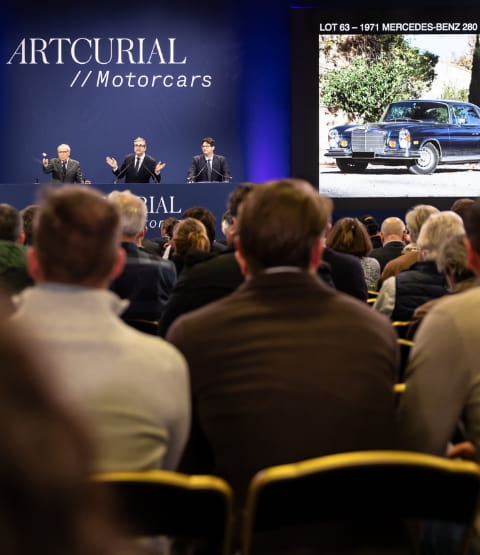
[324,150,421,160]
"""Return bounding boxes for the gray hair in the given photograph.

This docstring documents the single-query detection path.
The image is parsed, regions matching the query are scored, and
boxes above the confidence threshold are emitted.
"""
[108,190,147,237]
[417,211,465,260]
[436,234,470,280]
[405,204,440,242]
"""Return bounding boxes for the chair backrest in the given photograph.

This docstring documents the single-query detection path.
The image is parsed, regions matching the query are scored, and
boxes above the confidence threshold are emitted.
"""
[123,318,160,335]
[93,470,234,555]
[397,337,414,382]
[242,451,480,555]
[392,320,411,338]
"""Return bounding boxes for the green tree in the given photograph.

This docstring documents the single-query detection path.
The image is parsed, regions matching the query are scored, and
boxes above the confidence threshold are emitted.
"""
[321,35,438,122]
[468,34,480,106]
[441,84,468,102]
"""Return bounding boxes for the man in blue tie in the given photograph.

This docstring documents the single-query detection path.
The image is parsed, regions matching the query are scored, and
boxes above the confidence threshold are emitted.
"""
[186,137,231,182]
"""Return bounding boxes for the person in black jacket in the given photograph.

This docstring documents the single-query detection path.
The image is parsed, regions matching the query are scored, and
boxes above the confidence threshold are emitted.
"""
[186,137,231,182]
[106,137,165,183]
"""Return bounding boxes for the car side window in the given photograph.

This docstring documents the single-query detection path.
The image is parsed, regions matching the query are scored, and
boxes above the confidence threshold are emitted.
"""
[466,108,480,125]
[420,105,448,123]
[453,106,480,125]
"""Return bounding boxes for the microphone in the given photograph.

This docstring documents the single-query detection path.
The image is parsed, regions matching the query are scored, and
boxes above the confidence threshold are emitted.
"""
[42,152,47,158]
[212,166,232,182]
[144,163,160,184]
[186,164,207,183]
[115,160,133,180]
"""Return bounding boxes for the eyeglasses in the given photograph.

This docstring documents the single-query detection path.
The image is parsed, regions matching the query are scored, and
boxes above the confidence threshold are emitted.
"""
[134,144,146,147]
[58,150,68,153]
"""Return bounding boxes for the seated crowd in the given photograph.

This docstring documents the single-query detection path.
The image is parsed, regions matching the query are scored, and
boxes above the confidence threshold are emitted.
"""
[1,183,480,554]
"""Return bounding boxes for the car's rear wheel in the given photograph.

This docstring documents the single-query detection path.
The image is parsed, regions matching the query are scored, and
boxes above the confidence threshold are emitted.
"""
[335,159,369,173]
[408,143,439,175]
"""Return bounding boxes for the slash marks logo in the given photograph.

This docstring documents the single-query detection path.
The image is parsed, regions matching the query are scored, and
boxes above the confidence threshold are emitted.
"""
[6,37,213,89]
[69,70,212,88]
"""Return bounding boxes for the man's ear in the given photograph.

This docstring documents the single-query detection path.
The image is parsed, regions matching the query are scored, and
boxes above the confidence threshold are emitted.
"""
[234,236,250,278]
[309,236,325,273]
[109,247,126,280]
[17,230,26,245]
[136,227,146,246]
[26,247,43,281]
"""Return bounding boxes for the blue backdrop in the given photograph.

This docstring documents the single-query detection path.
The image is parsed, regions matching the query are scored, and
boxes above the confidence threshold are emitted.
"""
[1,0,474,194]
[1,0,295,186]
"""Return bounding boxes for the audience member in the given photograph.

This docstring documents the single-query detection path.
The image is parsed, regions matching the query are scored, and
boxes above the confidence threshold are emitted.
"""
[370,217,407,271]
[11,185,190,472]
[0,203,33,297]
[19,204,40,247]
[158,183,255,336]
[326,217,381,291]
[381,204,439,283]
[220,209,234,245]
[182,206,226,253]
[359,214,382,248]
[142,217,179,258]
[108,190,177,324]
[374,211,464,321]
[451,197,475,224]
[0,307,138,555]
[321,245,368,300]
[407,234,477,339]
[171,217,211,275]
[160,217,180,260]
[167,178,400,552]
[396,198,480,462]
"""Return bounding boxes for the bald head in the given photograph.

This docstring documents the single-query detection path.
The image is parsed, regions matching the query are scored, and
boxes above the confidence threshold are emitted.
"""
[380,217,406,244]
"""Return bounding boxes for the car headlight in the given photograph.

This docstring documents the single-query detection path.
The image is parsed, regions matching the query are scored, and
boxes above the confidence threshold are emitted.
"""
[398,128,411,149]
[328,129,340,148]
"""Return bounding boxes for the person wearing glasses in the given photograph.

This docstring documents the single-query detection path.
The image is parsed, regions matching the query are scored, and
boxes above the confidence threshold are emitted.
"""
[42,144,87,184]
[106,137,166,183]
[186,137,231,182]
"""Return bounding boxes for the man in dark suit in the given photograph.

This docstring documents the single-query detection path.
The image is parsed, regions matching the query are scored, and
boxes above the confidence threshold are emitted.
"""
[106,137,165,183]
[42,144,86,184]
[370,216,407,271]
[108,190,176,326]
[186,137,231,182]
[167,178,400,553]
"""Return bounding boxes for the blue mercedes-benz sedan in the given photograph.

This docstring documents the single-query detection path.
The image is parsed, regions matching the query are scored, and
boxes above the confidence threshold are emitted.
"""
[325,99,480,174]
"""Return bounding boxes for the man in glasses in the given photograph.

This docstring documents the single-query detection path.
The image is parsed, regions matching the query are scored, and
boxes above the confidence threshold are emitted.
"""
[186,137,231,182]
[106,137,166,183]
[42,144,86,184]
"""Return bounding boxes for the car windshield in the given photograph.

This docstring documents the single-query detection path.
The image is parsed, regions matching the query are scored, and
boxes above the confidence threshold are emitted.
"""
[382,102,449,124]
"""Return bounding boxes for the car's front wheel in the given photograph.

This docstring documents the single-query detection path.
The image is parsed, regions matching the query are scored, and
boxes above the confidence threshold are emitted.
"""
[335,159,369,173]
[408,143,439,175]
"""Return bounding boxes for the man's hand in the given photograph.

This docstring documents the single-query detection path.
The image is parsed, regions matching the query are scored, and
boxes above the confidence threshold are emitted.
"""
[105,156,117,169]
[155,161,166,173]
[447,441,476,461]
